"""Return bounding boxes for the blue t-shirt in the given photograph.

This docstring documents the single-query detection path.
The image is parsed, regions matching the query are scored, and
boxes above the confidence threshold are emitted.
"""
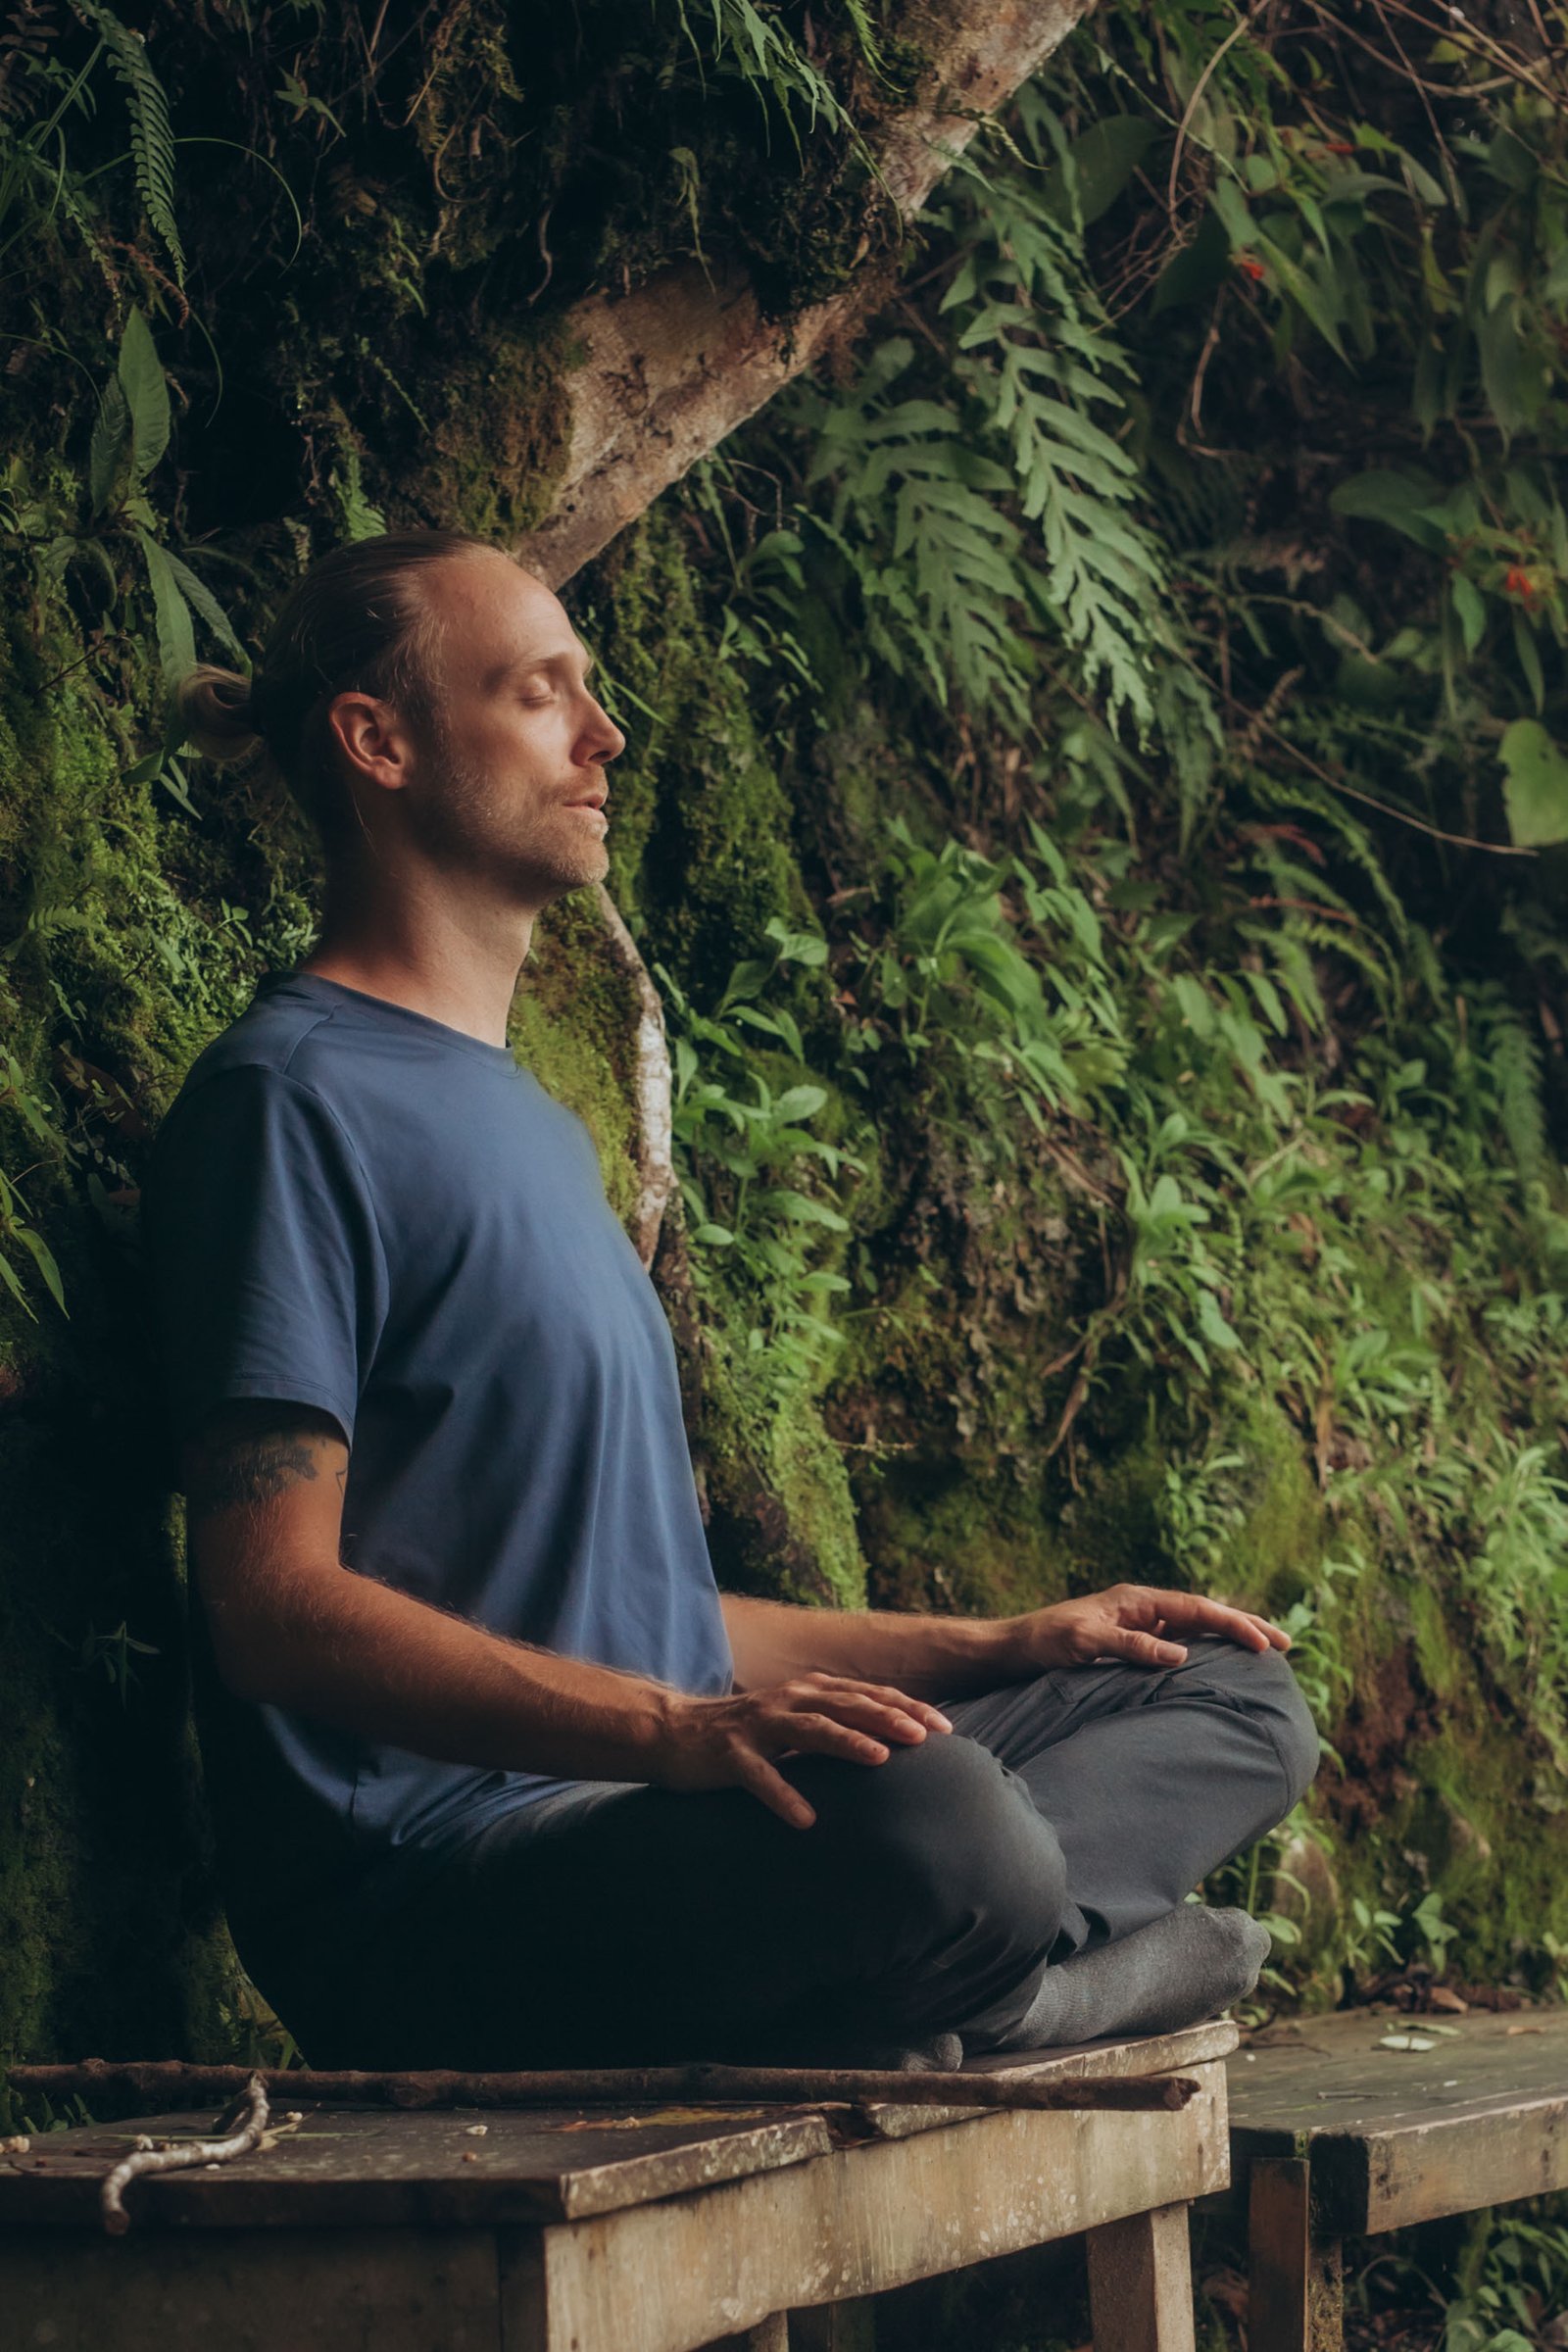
[142,969,733,1935]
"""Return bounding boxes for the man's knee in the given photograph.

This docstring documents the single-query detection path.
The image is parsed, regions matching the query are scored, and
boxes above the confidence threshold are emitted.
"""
[1177,1636,1321,1811]
[1264,1657,1322,1810]
[834,1733,1067,1960]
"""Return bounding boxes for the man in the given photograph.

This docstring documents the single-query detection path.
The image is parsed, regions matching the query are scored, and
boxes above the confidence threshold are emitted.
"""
[145,528,1319,2071]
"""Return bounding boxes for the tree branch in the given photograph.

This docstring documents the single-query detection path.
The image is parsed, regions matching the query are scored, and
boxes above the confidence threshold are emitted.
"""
[593,880,676,1267]
[524,0,1095,590]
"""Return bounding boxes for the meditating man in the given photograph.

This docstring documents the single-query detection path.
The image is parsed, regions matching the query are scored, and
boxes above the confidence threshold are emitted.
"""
[144,528,1320,2072]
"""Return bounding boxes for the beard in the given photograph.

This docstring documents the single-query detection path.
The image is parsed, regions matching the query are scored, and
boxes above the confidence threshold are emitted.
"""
[404,725,610,902]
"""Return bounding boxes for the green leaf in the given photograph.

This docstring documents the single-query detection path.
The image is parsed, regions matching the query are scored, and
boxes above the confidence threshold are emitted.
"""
[1209,178,1253,250]
[1476,295,1542,438]
[118,309,171,486]
[158,757,201,819]
[1329,469,1446,551]
[0,1248,38,1321]
[1170,973,1215,1038]
[14,1225,67,1315]
[88,378,132,514]
[1484,124,1539,195]
[1512,608,1545,712]
[761,1188,849,1231]
[1150,212,1229,316]
[1253,231,1349,362]
[1197,1290,1242,1351]
[1044,118,1159,227]
[762,918,829,967]
[1450,573,1486,656]
[1499,719,1568,848]
[333,444,387,544]
[135,528,196,681]
[160,548,249,664]
[771,1085,829,1122]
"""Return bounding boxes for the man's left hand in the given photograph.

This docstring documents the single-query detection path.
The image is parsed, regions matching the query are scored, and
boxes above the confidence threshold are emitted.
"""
[1004,1583,1291,1674]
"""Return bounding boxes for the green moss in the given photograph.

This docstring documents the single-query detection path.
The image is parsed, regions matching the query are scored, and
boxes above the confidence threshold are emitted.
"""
[396,319,575,541]
[582,513,823,1000]
[510,886,644,1232]
[698,1331,867,1607]
[857,1457,1076,1619]
[1207,1396,1329,1614]
[1404,1576,1468,1705]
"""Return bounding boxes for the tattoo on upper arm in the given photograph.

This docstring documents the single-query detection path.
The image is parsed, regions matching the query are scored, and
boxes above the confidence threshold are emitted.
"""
[184,1408,344,1519]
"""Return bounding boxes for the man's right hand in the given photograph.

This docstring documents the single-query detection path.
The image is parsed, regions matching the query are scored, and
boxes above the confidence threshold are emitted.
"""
[653,1676,954,1830]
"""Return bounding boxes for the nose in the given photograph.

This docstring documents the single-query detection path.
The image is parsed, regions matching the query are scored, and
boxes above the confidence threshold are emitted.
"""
[585,696,625,763]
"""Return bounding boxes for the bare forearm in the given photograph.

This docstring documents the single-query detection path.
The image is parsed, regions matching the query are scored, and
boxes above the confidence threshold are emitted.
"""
[215,1560,673,1783]
[720,1592,1019,1698]
[182,1406,971,1815]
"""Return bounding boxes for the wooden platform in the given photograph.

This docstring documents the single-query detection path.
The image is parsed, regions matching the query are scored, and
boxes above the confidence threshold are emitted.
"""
[1222,2004,1568,2352]
[0,2022,1236,2352]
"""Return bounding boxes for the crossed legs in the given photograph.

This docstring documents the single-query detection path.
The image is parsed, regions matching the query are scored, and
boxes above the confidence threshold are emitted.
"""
[257,1633,1320,2069]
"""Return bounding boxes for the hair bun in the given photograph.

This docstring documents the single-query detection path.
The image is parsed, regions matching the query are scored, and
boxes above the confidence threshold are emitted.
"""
[175,663,263,762]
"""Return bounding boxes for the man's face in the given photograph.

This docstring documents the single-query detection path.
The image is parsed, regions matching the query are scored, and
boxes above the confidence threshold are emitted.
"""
[396,551,625,903]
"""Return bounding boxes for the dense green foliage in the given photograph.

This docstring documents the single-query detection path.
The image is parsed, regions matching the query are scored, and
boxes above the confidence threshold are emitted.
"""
[4,2,1568,2332]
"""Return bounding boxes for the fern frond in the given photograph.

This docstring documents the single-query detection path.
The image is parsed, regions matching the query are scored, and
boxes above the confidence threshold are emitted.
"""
[67,0,183,284]
[938,148,1173,739]
[1481,999,1549,1192]
[1245,768,1410,944]
[664,0,868,156]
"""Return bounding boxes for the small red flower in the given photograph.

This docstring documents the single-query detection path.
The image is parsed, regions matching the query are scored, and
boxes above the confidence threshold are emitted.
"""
[1237,252,1267,281]
[1504,565,1537,603]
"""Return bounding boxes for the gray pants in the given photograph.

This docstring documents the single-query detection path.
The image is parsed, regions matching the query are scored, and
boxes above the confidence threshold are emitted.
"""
[263,1633,1319,2069]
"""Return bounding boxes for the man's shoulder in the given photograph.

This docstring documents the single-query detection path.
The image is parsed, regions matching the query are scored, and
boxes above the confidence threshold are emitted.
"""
[158,987,341,1140]
[153,973,589,1201]
[186,992,334,1088]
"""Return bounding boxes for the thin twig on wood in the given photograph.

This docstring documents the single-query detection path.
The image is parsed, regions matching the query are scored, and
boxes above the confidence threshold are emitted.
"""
[98,2073,270,2237]
[11,2058,1201,2119]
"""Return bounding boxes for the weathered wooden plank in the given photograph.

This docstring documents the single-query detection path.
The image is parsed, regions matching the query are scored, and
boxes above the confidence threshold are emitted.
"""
[0,2225,503,2352]
[964,2021,1240,2082]
[1228,2008,1568,2149]
[508,2061,1231,2352]
[1246,2158,1344,2352]
[1248,2157,1310,2352]
[1227,2008,1568,2234]
[1085,2201,1197,2352]
[1313,2090,1568,2234]
[863,2022,1238,2139]
[0,2024,1238,2232]
[0,2104,835,2230]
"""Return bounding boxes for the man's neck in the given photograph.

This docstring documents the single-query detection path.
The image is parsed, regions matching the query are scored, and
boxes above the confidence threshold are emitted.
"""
[301,895,537,1052]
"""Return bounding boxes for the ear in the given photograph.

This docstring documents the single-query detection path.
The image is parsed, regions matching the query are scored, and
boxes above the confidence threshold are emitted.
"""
[325,691,416,794]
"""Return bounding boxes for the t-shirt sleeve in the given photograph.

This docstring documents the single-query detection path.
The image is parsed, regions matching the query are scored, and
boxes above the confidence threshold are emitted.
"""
[143,1061,389,1453]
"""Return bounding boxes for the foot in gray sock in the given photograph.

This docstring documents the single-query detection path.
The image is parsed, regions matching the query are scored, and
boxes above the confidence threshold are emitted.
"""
[857,2031,966,2074]
[979,1904,1271,2054]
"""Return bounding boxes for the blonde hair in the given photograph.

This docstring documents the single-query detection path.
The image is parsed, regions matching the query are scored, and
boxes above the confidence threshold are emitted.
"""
[176,528,508,850]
